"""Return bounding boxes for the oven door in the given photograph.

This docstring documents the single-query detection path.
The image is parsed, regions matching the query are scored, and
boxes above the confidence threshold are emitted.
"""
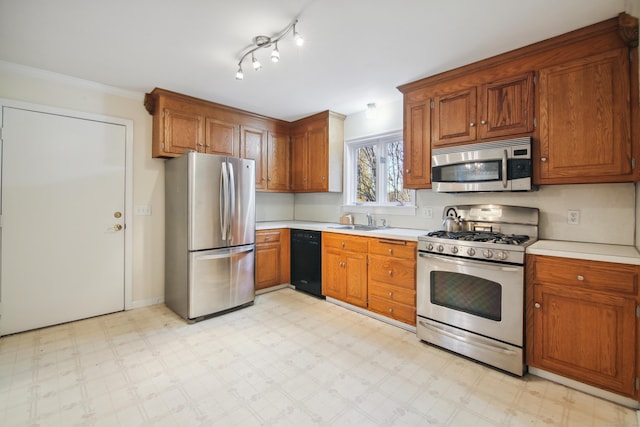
[417,252,523,346]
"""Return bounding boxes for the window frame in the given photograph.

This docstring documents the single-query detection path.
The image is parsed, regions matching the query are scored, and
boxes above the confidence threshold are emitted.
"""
[343,130,415,209]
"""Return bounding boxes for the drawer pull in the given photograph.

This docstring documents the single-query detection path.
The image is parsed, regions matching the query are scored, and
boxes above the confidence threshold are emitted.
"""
[341,241,345,248]
[388,308,393,313]
[534,302,541,309]
[388,270,393,276]
[577,275,584,281]
[388,291,393,297]
[388,248,393,254]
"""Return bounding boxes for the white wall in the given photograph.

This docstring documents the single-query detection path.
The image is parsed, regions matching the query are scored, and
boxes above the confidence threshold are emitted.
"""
[0,62,165,306]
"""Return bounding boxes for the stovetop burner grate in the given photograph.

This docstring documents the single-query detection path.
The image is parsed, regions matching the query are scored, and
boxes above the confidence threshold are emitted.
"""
[426,230,530,245]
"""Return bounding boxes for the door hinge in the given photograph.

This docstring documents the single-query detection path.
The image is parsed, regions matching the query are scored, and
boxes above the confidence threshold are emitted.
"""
[367,256,370,265]
[630,50,634,62]
[632,158,636,170]
[533,117,537,128]
[0,127,3,141]
[533,75,537,85]
[636,377,639,391]
[430,101,435,109]
[636,305,640,318]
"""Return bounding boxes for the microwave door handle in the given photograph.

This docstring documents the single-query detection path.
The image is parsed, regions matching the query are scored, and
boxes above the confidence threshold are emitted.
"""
[418,252,520,272]
[502,149,508,189]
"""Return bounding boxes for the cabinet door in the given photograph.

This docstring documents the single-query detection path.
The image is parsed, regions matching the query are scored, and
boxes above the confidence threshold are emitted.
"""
[163,108,203,154]
[538,48,632,183]
[344,252,368,308]
[480,73,534,139]
[432,87,477,147]
[404,100,431,188]
[241,126,268,190]
[322,248,344,299]
[267,131,290,191]
[531,284,636,397]
[255,242,280,290]
[290,131,307,191]
[205,117,239,157]
[307,125,328,191]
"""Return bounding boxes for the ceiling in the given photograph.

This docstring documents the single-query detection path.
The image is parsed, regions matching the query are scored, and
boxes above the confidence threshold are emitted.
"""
[0,0,628,121]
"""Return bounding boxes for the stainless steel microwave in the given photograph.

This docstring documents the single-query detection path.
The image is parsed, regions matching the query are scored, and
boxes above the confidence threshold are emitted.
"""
[431,137,532,192]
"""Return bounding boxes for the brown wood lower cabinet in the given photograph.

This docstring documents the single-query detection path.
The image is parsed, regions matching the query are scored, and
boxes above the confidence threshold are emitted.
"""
[321,233,417,326]
[255,229,290,291]
[526,255,639,398]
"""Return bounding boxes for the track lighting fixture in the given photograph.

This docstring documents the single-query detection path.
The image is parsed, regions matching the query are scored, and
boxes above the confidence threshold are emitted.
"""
[235,18,303,80]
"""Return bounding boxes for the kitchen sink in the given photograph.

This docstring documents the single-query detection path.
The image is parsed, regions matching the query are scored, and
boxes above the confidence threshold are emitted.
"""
[329,224,387,231]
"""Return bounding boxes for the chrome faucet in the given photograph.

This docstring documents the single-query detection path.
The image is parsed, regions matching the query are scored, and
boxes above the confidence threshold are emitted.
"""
[366,212,373,226]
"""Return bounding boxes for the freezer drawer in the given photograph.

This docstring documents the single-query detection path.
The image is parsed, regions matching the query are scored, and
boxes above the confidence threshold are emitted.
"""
[188,244,255,319]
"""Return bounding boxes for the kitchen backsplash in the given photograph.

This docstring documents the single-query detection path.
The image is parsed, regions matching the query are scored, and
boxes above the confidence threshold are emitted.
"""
[257,182,636,246]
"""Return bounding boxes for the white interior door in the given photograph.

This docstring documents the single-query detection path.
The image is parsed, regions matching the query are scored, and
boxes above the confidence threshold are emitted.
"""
[0,106,126,335]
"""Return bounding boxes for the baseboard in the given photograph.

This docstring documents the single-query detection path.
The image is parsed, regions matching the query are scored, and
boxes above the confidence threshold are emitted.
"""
[127,297,164,310]
[528,367,640,409]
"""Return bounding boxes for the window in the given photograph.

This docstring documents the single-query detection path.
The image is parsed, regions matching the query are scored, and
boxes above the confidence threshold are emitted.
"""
[345,131,414,207]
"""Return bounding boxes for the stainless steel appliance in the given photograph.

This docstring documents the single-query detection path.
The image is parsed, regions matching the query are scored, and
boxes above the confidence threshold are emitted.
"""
[431,137,532,192]
[416,205,538,375]
[165,152,256,321]
[290,229,322,297]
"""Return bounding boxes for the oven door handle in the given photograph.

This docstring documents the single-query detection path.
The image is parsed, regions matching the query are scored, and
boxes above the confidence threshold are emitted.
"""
[418,252,520,272]
[419,320,518,356]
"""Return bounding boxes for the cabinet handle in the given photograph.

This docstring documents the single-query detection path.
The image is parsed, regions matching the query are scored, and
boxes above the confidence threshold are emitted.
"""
[388,270,393,276]
[541,157,548,162]
[341,241,345,248]
[577,275,584,281]
[388,291,393,297]
[388,248,393,254]
[388,308,394,313]
[405,169,411,174]
[322,176,326,180]
[534,303,541,308]
[261,178,266,181]
[206,144,211,148]
[469,122,476,127]
[480,120,487,125]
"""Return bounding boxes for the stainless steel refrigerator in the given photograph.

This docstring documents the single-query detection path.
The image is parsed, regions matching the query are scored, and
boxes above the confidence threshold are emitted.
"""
[164,152,255,321]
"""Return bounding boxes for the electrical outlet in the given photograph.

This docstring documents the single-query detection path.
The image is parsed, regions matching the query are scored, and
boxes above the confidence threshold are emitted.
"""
[135,205,152,216]
[567,210,580,225]
[423,208,433,218]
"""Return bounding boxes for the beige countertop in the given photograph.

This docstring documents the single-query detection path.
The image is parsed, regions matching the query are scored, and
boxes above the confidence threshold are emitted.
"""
[256,220,428,241]
[527,240,640,265]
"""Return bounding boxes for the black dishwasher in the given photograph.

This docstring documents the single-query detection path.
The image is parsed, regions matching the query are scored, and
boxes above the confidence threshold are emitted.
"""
[290,229,323,297]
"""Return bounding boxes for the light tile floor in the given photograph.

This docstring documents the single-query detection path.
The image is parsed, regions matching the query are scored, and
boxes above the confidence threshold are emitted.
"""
[0,287,637,426]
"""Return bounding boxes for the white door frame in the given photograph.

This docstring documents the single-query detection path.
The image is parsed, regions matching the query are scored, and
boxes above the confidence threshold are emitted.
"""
[0,98,134,311]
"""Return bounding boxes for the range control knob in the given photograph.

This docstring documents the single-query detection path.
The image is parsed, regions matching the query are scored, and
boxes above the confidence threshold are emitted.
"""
[437,245,444,253]
[427,243,434,251]
[483,249,494,259]
[496,251,508,260]
[451,246,458,254]
[466,248,476,256]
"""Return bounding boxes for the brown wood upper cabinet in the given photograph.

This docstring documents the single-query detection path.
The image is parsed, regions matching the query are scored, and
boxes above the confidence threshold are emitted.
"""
[403,99,431,188]
[431,72,534,147]
[537,48,633,184]
[241,126,290,192]
[290,111,345,192]
[399,13,639,187]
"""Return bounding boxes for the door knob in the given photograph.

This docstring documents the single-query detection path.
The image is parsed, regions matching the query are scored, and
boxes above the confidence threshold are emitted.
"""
[114,211,122,218]
[113,224,123,231]
[534,302,541,308]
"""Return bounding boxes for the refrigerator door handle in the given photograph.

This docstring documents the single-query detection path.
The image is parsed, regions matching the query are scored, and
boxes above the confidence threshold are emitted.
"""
[227,161,235,241]
[220,161,229,241]
[194,246,255,261]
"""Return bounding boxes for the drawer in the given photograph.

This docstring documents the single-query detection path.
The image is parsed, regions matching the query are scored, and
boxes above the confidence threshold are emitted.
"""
[368,255,415,289]
[256,230,281,244]
[368,295,416,325]
[368,281,415,306]
[323,232,368,253]
[369,239,416,259]
[531,255,638,296]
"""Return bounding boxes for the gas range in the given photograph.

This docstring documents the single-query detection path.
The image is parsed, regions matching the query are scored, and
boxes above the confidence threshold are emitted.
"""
[417,205,539,265]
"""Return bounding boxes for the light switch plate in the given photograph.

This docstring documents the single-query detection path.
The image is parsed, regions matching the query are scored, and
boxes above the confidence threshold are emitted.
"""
[135,205,152,216]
